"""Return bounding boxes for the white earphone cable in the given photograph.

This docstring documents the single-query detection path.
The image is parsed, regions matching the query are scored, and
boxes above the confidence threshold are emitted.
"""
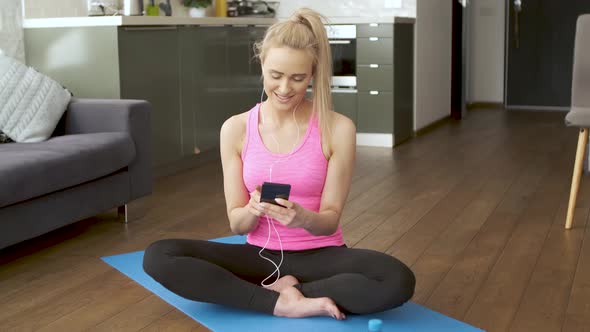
[257,88,301,287]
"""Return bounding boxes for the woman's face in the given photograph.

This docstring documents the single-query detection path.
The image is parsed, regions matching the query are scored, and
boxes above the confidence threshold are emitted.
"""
[261,47,314,112]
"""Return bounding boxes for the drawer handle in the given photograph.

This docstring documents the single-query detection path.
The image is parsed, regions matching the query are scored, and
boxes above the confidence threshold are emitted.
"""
[370,91,379,95]
[370,23,379,27]
[329,40,352,44]
[369,37,379,41]
[370,64,379,68]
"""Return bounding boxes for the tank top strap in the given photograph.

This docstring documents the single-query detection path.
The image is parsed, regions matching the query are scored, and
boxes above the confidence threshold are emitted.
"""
[241,104,260,160]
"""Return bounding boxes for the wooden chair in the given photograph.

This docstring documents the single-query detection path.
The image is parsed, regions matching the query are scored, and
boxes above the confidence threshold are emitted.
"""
[565,14,590,229]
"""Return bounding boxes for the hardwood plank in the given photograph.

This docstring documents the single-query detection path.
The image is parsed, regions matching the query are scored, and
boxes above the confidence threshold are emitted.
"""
[462,153,572,332]
[562,205,590,331]
[34,281,149,332]
[343,212,389,247]
[0,269,131,330]
[0,255,90,299]
[139,310,209,332]
[89,295,173,332]
[397,146,530,304]
[384,113,546,269]
[425,151,570,320]
[341,115,503,228]
[353,127,507,252]
[387,143,529,265]
[386,139,525,266]
[508,204,589,332]
[0,258,113,322]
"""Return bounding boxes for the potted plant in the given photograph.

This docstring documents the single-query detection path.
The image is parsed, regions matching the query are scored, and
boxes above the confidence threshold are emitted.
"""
[183,0,212,17]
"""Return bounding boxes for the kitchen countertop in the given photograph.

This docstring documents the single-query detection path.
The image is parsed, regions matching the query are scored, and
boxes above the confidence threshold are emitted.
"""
[23,15,415,29]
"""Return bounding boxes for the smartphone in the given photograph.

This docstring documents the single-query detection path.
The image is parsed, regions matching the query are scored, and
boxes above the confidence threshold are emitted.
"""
[260,182,291,207]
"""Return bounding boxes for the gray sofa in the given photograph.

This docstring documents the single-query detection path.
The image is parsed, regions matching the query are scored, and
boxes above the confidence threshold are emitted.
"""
[0,98,152,249]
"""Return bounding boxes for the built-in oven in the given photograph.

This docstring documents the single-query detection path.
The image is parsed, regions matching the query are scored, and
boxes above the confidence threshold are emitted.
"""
[326,25,357,88]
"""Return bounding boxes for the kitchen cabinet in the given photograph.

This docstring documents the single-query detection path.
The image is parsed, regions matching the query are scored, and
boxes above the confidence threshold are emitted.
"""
[25,24,270,176]
[357,65,394,92]
[180,25,266,155]
[355,22,413,145]
[356,38,394,65]
[332,91,358,124]
[357,23,394,38]
[118,26,182,167]
[180,26,229,156]
[356,23,395,136]
[357,91,393,133]
[392,23,414,145]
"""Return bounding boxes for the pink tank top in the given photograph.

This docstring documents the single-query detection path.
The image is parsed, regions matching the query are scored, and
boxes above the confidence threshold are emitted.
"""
[241,103,345,250]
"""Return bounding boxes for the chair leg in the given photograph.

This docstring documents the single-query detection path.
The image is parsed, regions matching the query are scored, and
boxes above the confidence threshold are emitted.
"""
[566,128,589,229]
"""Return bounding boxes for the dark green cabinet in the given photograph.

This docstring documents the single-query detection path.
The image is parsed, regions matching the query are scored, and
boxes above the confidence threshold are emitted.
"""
[332,91,358,124]
[357,91,393,133]
[25,23,270,175]
[357,23,394,38]
[118,26,182,167]
[355,22,414,144]
[357,65,394,92]
[181,26,230,155]
[180,25,268,156]
[356,38,394,65]
[356,24,394,135]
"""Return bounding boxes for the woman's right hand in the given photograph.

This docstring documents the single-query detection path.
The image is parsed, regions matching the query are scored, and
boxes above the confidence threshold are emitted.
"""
[247,185,265,217]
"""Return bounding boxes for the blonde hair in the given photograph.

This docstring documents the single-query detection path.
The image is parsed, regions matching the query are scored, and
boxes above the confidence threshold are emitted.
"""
[254,8,333,142]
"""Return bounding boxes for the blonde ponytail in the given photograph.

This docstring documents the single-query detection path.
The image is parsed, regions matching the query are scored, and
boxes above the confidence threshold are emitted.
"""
[254,8,333,143]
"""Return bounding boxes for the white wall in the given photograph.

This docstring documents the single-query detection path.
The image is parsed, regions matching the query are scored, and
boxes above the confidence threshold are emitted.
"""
[0,0,25,62]
[414,0,452,131]
[23,0,208,18]
[276,0,415,18]
[24,0,86,18]
[467,0,505,103]
[23,0,416,18]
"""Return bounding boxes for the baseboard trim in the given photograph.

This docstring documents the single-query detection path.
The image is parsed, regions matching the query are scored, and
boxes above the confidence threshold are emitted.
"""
[356,133,393,147]
[415,115,452,137]
[466,102,504,110]
[505,105,569,112]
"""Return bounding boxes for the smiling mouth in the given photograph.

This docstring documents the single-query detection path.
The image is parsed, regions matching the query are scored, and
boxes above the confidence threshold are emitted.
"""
[274,92,293,103]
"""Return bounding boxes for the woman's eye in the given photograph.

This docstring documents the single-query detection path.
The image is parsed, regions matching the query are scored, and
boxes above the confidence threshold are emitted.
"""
[271,75,281,80]
[293,77,304,82]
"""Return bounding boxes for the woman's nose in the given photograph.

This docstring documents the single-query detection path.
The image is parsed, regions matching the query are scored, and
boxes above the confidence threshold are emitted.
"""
[278,79,291,94]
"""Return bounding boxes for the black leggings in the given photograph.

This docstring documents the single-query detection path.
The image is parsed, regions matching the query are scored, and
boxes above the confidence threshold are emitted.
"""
[143,239,415,315]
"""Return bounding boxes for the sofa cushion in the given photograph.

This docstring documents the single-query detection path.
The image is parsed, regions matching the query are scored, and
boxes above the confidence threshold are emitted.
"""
[0,132,135,208]
[0,54,71,143]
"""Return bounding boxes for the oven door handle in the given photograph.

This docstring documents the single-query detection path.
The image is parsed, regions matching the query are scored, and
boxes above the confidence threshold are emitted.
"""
[307,88,358,93]
[329,40,352,44]
[331,88,358,93]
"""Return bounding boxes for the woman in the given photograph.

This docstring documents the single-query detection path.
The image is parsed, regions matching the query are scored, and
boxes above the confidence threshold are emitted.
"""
[143,8,415,320]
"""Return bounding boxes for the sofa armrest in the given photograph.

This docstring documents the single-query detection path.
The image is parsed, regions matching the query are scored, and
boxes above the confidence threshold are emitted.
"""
[64,98,152,199]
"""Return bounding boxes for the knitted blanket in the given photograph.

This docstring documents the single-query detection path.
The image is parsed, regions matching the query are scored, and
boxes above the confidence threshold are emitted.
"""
[0,54,71,143]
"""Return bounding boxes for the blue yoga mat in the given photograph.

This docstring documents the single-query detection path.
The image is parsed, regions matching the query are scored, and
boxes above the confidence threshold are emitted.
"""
[102,235,483,332]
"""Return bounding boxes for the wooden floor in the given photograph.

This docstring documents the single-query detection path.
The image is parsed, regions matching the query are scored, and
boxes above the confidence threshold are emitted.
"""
[1,108,590,332]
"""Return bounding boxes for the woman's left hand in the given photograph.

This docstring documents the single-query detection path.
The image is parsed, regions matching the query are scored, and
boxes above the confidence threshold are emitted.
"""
[260,199,308,229]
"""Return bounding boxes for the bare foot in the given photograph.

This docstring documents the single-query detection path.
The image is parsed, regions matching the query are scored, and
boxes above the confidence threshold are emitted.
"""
[263,275,299,292]
[273,286,346,320]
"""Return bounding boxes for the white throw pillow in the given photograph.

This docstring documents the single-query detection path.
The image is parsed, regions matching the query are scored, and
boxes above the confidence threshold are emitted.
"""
[0,54,71,143]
